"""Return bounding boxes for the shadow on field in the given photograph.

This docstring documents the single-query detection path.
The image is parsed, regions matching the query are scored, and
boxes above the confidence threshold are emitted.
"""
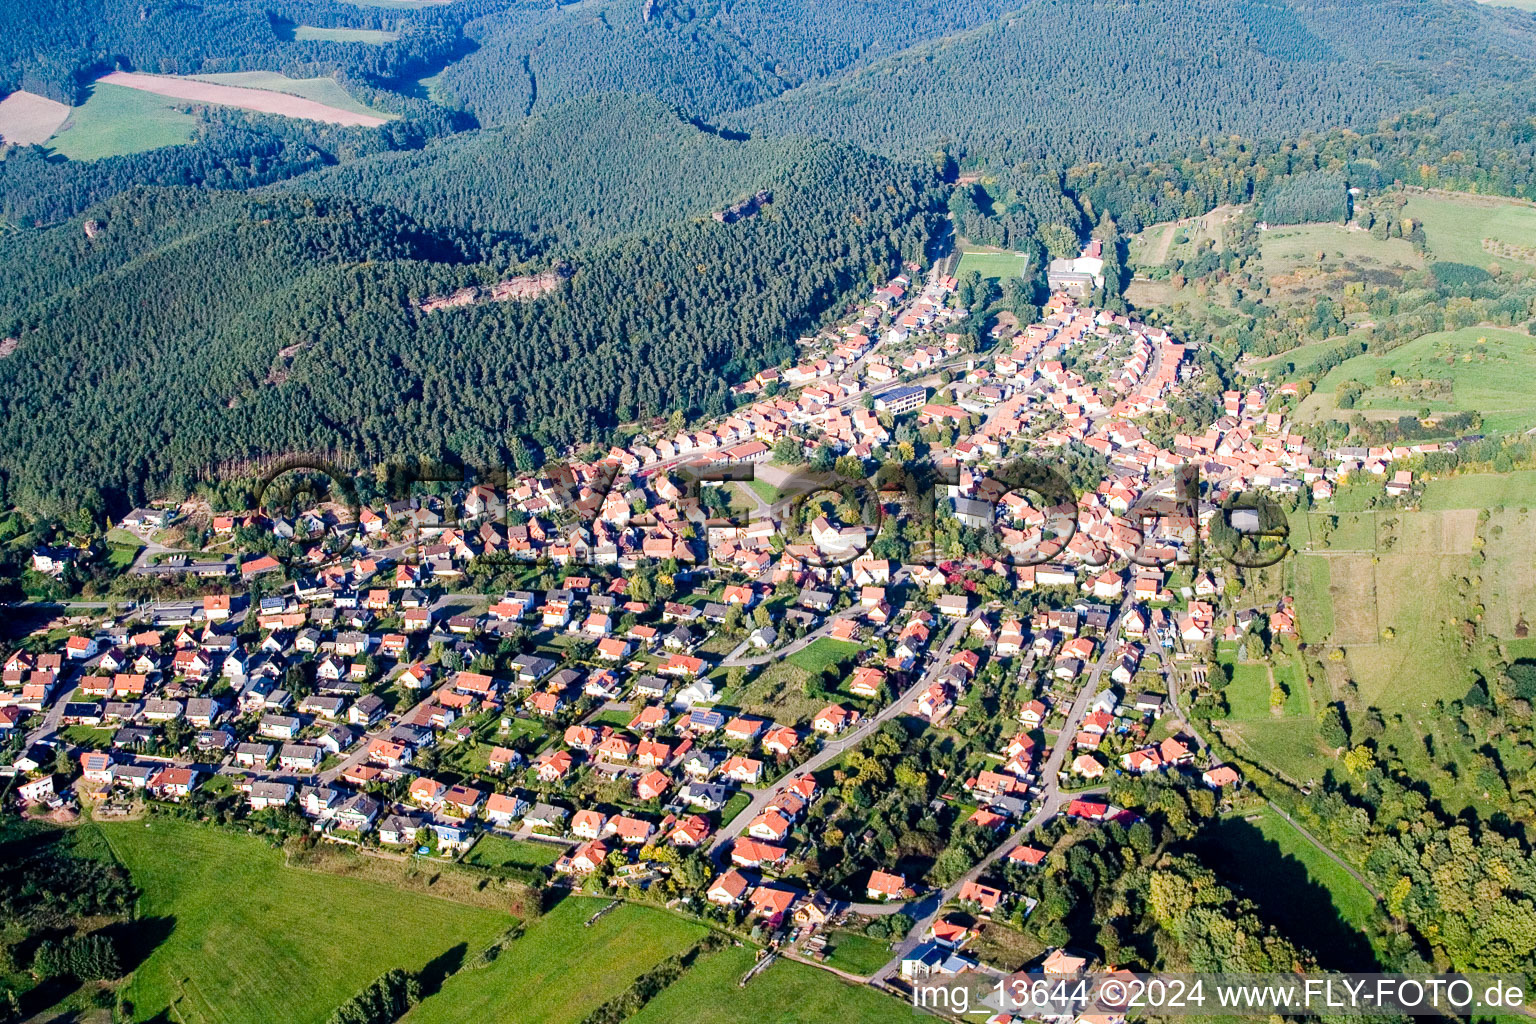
[1196,817,1380,971]
[419,942,468,997]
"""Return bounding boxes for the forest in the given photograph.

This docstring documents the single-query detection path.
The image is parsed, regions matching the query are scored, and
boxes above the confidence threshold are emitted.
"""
[0,108,942,516]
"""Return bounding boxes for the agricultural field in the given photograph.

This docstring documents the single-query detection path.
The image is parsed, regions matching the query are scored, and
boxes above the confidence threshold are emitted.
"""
[100,819,510,1024]
[1402,192,1536,271]
[1201,806,1382,969]
[1296,327,1536,433]
[627,945,910,1024]
[292,25,400,42]
[45,83,199,160]
[956,249,1030,285]
[0,90,70,145]
[173,72,390,121]
[407,898,705,1024]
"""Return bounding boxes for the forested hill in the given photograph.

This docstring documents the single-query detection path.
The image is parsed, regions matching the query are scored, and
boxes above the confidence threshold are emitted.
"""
[295,94,861,259]
[433,0,1027,125]
[0,143,940,515]
[726,0,1536,165]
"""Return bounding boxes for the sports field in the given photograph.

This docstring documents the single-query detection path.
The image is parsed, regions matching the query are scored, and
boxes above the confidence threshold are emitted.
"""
[956,250,1030,284]
[407,898,705,1024]
[46,83,199,160]
[101,819,510,1024]
[627,945,909,1024]
[293,25,400,42]
[1298,327,1536,433]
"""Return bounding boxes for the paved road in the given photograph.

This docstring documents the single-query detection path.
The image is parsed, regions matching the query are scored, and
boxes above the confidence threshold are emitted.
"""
[707,611,979,859]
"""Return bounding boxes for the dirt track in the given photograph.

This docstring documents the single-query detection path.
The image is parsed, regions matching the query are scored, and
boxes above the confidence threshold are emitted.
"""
[99,71,387,127]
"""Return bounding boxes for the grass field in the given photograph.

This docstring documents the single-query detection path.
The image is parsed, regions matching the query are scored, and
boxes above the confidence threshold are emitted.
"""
[181,72,387,119]
[293,25,400,42]
[1203,806,1380,969]
[1129,206,1239,268]
[407,898,704,1024]
[101,819,510,1024]
[1422,470,1536,510]
[1258,221,1421,279]
[463,834,563,871]
[1291,555,1333,643]
[46,83,198,160]
[1297,327,1536,433]
[628,946,910,1024]
[785,637,863,675]
[1403,192,1536,271]
[956,250,1030,285]
[820,931,891,976]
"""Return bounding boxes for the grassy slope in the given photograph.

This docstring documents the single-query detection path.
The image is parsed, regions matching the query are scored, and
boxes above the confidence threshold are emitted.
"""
[47,83,198,160]
[628,946,909,1024]
[1403,192,1536,271]
[1203,806,1381,969]
[406,897,705,1024]
[1299,327,1536,432]
[101,819,510,1024]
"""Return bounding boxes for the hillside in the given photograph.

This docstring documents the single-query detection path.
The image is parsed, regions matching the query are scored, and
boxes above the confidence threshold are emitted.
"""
[727,0,1536,164]
[296,94,863,257]
[433,0,1027,125]
[0,138,940,514]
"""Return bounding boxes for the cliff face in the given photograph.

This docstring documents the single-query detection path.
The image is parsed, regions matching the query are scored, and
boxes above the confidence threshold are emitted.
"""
[417,268,564,313]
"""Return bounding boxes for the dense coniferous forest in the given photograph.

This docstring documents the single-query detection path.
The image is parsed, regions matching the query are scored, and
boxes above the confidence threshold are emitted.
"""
[0,118,940,514]
[433,0,1027,125]
[728,0,1536,165]
[296,94,867,257]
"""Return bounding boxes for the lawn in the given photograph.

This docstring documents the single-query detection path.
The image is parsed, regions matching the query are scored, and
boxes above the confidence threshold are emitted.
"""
[46,82,198,160]
[293,25,400,42]
[406,898,705,1024]
[956,250,1031,285]
[1421,470,1536,510]
[1402,192,1536,272]
[820,931,891,976]
[628,946,910,1024]
[1300,327,1536,433]
[107,541,142,569]
[1202,806,1381,970]
[100,819,511,1024]
[59,724,115,749]
[463,834,563,871]
[786,637,863,675]
[181,72,388,119]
